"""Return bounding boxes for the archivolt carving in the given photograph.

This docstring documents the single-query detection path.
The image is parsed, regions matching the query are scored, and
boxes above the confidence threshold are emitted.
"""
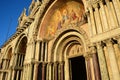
[50,29,89,61]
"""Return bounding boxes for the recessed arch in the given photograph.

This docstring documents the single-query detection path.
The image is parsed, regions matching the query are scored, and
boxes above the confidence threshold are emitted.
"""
[7,47,12,59]
[51,28,89,62]
[50,28,89,80]
[0,46,13,80]
[13,34,28,80]
[15,34,28,54]
[3,45,13,59]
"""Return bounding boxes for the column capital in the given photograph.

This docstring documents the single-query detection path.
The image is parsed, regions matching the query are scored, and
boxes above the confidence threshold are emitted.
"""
[59,61,65,65]
[92,3,99,9]
[88,5,93,11]
[54,61,59,66]
[84,53,90,61]
[48,62,53,65]
[36,39,42,43]
[42,62,47,67]
[96,42,105,49]
[105,0,111,2]
[103,39,114,46]
[114,35,120,44]
[88,44,97,54]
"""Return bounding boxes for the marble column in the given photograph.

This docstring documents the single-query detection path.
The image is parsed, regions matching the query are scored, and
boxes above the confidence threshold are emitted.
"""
[16,70,20,80]
[90,45,101,80]
[29,64,34,80]
[3,59,6,69]
[105,39,120,80]
[7,69,12,80]
[93,3,103,34]
[21,55,25,67]
[103,46,113,80]
[86,9,92,37]
[112,0,120,25]
[10,70,14,80]
[59,61,64,80]
[84,54,92,80]
[42,63,46,80]
[17,54,21,67]
[109,0,119,27]
[96,42,109,80]
[114,43,120,71]
[88,5,97,36]
[54,62,58,80]
[113,36,120,71]
[20,70,23,79]
[41,42,44,61]
[99,1,109,31]
[105,0,117,29]
[89,56,95,80]
[33,63,39,80]
[10,53,18,80]
[45,42,48,62]
[0,73,3,80]
[46,63,49,80]
[14,54,18,67]
[35,40,42,61]
[48,62,53,80]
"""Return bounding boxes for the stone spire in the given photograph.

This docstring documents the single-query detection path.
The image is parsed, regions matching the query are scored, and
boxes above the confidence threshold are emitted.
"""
[29,0,35,14]
[18,8,27,26]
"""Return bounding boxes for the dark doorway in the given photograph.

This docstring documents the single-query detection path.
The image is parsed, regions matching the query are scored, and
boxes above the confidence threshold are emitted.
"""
[69,56,87,80]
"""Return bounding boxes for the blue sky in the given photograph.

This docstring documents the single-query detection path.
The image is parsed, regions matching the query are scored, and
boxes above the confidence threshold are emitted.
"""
[0,0,31,47]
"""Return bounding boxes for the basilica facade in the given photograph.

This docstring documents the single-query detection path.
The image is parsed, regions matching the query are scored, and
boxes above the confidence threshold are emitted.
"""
[0,0,120,80]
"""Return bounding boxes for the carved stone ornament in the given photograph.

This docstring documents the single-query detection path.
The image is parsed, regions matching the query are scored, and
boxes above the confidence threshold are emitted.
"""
[89,44,97,54]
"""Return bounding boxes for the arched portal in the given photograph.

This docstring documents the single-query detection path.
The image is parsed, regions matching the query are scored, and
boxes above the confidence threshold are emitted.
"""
[0,47,13,80]
[12,36,27,80]
[51,29,88,80]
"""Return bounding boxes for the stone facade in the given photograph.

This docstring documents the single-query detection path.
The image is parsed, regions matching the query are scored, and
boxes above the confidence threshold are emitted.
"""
[0,0,120,80]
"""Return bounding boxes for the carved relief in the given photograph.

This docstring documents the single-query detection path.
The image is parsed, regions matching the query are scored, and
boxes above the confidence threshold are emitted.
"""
[68,44,84,56]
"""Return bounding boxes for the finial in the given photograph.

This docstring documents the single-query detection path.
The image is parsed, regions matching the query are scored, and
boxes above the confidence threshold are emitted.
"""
[23,8,26,15]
